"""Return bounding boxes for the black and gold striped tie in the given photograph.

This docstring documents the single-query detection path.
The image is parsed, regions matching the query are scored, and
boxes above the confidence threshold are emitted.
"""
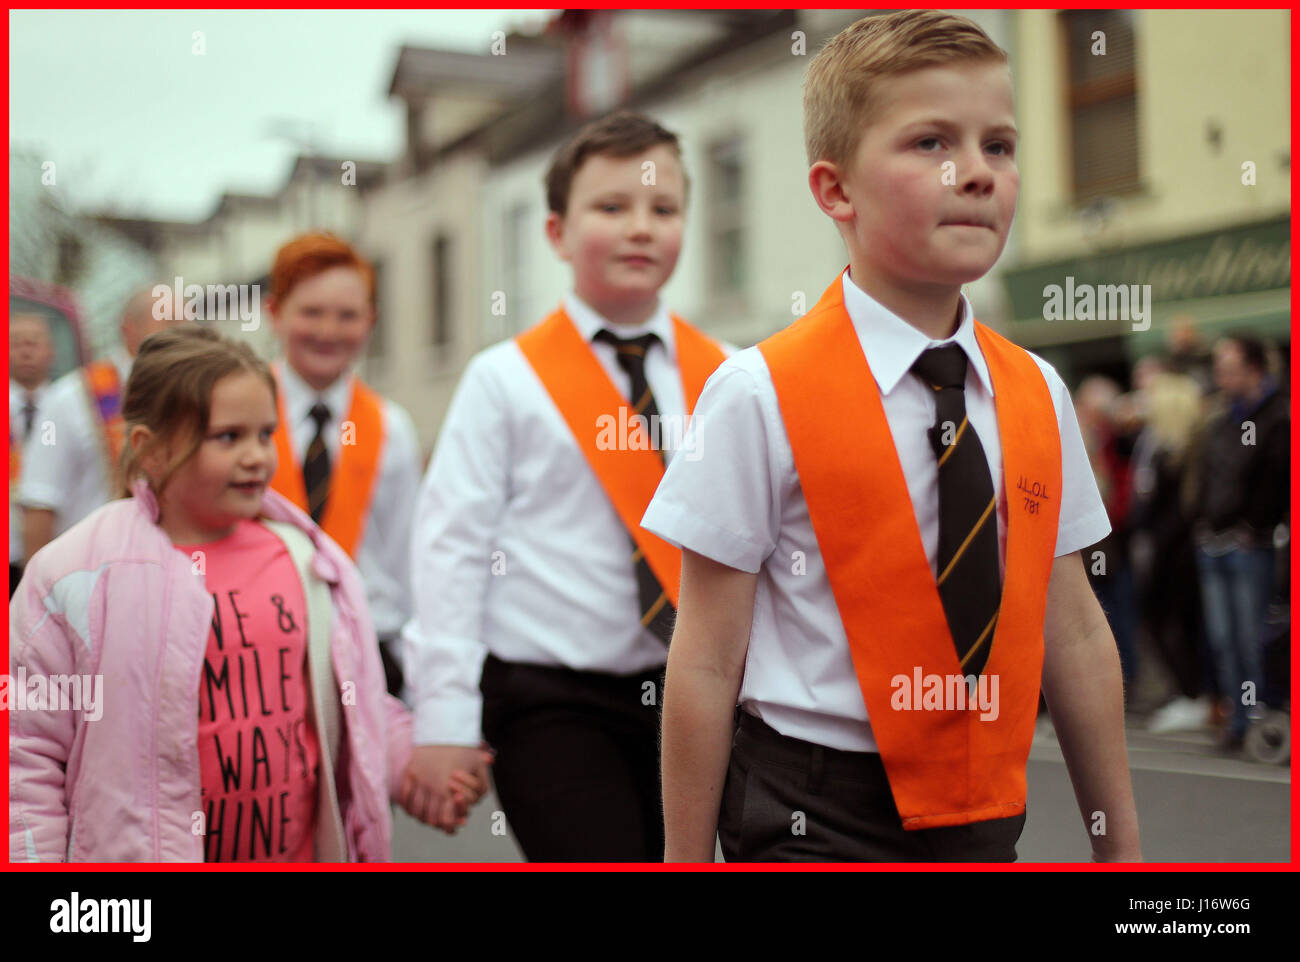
[911,345,1002,677]
[593,328,675,645]
[303,402,332,524]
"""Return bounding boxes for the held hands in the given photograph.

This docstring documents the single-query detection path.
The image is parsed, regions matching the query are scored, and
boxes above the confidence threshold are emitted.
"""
[399,743,495,835]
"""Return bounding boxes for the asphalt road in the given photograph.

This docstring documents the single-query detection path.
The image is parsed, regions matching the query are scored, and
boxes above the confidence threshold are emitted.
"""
[390,717,1290,863]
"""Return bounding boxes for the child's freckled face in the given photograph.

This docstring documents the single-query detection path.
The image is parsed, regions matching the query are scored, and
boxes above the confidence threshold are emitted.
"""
[549,144,686,316]
[843,61,1019,289]
[161,372,279,542]
[271,266,374,390]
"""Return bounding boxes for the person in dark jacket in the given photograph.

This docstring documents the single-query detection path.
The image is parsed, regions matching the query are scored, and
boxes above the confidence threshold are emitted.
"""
[1189,334,1289,751]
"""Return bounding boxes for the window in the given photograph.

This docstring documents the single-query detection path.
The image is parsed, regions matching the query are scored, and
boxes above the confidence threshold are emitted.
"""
[1062,10,1140,201]
[55,233,84,286]
[501,203,531,336]
[431,233,453,348]
[367,257,386,361]
[706,138,747,300]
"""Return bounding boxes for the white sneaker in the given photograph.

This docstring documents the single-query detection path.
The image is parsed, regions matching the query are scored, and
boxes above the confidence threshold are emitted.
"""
[1147,696,1211,733]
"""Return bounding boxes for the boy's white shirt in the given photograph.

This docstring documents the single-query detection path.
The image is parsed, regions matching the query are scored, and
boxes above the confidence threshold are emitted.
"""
[641,271,1111,753]
[10,378,49,563]
[403,293,730,746]
[17,348,132,538]
[274,360,420,640]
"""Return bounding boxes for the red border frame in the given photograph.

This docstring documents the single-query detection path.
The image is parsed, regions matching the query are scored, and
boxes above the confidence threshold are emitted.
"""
[3,2,1295,873]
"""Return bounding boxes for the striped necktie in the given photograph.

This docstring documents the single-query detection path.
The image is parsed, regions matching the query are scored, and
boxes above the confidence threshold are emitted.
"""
[22,394,37,442]
[910,345,1002,677]
[593,328,675,645]
[303,402,332,524]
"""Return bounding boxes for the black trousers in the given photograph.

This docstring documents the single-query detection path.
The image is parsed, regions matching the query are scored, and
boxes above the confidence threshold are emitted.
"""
[377,635,404,698]
[719,711,1026,862]
[479,653,665,862]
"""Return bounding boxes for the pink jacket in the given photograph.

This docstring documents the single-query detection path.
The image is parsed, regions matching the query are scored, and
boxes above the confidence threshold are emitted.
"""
[9,479,414,862]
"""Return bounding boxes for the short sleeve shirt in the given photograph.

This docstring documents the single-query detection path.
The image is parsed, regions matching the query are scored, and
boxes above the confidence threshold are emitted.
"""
[641,272,1110,752]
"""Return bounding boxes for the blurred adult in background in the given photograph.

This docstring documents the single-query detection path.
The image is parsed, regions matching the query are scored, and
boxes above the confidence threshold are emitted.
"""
[1076,375,1140,688]
[18,287,180,559]
[1166,314,1214,395]
[1129,369,1214,732]
[1188,334,1289,751]
[9,313,55,595]
[1131,353,1168,398]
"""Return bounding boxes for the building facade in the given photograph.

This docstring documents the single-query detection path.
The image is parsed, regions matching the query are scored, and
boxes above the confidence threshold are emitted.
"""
[104,8,1290,455]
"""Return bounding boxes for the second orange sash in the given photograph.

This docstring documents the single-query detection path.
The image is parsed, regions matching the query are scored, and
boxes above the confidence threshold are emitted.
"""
[271,374,386,560]
[516,309,725,606]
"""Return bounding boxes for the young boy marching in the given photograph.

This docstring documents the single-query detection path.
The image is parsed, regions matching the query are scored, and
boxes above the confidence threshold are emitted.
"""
[400,112,729,858]
[265,234,422,700]
[644,10,1141,862]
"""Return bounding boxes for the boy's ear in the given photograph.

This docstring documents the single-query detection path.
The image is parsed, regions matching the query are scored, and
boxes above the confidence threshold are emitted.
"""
[808,161,855,225]
[544,211,570,262]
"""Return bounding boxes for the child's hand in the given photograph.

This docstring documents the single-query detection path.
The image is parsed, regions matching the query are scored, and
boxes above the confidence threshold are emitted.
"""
[447,767,489,807]
[399,744,493,835]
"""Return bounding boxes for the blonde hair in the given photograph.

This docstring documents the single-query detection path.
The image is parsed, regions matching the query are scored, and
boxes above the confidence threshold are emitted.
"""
[803,10,1009,169]
[118,325,277,499]
[1143,372,1204,465]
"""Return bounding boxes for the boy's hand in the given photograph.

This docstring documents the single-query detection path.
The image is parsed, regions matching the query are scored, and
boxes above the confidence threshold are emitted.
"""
[399,744,494,834]
[447,767,489,805]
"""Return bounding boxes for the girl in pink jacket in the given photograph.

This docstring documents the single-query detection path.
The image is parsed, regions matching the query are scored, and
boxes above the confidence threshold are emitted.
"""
[9,326,483,862]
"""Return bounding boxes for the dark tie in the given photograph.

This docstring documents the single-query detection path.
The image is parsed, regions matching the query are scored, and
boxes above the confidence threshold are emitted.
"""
[303,402,332,524]
[593,328,674,645]
[910,345,1002,677]
[22,395,37,442]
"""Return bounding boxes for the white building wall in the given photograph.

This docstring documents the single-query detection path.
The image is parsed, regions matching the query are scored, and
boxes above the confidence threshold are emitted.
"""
[356,152,488,456]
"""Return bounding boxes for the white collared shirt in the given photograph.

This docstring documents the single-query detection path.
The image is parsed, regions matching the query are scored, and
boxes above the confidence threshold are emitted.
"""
[17,349,133,540]
[10,378,49,563]
[274,361,421,639]
[403,293,728,745]
[641,272,1110,752]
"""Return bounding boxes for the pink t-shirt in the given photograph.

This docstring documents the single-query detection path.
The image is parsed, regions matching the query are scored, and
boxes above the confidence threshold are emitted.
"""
[176,519,321,862]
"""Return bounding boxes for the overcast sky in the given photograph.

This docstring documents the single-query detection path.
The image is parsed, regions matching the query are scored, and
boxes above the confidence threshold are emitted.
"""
[9,9,558,222]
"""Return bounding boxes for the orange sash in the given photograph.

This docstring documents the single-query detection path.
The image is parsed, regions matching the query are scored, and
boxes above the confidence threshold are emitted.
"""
[82,360,126,481]
[270,374,386,559]
[516,309,726,607]
[759,275,1062,830]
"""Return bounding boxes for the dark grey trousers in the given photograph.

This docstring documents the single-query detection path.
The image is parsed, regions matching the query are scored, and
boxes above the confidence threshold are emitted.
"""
[718,710,1026,862]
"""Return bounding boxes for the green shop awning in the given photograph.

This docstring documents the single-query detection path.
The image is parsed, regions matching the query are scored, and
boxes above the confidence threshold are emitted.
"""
[999,214,1291,357]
